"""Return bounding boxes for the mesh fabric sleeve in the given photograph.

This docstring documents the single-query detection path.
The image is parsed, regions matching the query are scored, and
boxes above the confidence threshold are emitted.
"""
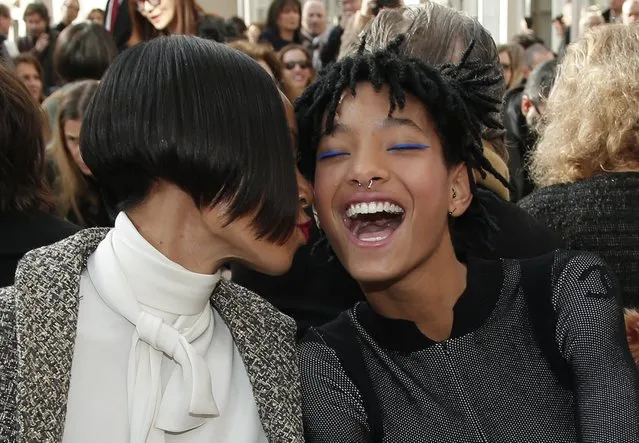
[552,251,639,443]
[298,328,372,443]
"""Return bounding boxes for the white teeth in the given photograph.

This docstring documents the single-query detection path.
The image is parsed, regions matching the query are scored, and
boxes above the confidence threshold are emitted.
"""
[346,201,405,218]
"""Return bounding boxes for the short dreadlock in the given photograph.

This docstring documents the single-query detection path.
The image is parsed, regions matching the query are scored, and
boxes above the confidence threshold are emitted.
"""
[296,35,512,252]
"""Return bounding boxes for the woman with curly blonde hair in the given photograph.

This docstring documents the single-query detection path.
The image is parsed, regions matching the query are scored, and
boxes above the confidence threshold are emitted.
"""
[520,24,639,307]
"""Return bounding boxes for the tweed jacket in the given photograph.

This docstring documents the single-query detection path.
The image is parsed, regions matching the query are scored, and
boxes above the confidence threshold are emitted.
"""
[0,228,304,443]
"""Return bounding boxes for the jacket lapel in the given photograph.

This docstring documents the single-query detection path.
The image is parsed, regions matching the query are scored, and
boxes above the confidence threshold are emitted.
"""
[212,279,304,442]
[14,229,108,442]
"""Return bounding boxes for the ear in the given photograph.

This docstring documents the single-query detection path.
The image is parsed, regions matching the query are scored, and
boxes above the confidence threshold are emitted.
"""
[448,163,472,218]
[521,94,534,117]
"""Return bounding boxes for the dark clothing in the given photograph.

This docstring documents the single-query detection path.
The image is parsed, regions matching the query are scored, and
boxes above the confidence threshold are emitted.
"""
[53,22,69,33]
[17,30,59,95]
[299,251,639,442]
[320,25,343,67]
[197,15,239,42]
[0,210,78,287]
[232,225,363,332]
[105,0,132,51]
[232,188,563,332]
[259,28,299,51]
[503,86,536,201]
[519,172,639,307]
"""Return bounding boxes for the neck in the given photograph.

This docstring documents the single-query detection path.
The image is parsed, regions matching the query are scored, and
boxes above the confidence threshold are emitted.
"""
[126,183,230,274]
[279,28,294,41]
[362,232,467,341]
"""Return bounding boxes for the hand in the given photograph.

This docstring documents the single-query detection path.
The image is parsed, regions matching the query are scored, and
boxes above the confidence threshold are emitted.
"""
[34,33,49,53]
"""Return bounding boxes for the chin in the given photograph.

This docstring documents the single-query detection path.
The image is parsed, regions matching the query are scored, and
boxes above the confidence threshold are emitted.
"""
[251,254,294,276]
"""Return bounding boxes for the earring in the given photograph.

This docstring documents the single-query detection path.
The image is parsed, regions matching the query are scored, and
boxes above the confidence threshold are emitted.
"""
[448,208,457,216]
[452,188,457,199]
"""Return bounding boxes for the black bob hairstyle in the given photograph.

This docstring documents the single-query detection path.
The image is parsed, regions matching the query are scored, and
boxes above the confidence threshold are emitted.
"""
[296,35,511,250]
[81,36,298,243]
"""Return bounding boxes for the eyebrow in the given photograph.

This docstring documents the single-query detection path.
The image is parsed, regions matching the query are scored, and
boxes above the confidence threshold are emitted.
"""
[379,117,424,133]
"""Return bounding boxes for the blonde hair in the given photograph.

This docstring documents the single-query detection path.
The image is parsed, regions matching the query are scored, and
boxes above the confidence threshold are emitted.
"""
[530,25,639,187]
[579,5,605,37]
[50,80,100,226]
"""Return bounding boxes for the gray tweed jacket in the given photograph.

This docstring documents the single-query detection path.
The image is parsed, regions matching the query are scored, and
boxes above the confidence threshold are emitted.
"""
[0,229,304,442]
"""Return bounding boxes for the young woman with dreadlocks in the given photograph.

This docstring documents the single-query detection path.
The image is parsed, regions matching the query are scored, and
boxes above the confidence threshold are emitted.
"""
[296,36,639,443]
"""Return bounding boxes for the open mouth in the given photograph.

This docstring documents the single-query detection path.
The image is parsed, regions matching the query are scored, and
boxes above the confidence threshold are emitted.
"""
[343,201,405,245]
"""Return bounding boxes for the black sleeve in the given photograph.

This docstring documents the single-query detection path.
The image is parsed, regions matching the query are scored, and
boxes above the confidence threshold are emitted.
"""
[320,26,343,66]
[551,251,639,443]
[298,328,372,443]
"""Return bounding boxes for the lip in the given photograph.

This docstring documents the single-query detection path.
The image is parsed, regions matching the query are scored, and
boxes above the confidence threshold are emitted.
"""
[296,219,312,244]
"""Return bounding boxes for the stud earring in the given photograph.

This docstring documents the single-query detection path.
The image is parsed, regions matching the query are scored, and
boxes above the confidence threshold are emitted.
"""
[452,188,457,199]
[448,208,457,216]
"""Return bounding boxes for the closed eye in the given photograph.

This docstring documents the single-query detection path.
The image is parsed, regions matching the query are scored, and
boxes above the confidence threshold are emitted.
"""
[317,151,349,160]
[387,144,430,151]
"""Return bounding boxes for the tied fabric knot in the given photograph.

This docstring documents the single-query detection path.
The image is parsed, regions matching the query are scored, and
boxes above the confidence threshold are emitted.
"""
[86,213,222,443]
[131,309,220,439]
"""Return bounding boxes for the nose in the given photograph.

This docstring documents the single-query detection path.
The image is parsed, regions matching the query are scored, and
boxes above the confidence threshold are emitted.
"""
[347,148,389,189]
[296,168,313,209]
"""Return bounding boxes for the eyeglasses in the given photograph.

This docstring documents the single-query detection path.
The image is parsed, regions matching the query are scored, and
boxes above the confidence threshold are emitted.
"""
[136,0,160,12]
[284,60,311,70]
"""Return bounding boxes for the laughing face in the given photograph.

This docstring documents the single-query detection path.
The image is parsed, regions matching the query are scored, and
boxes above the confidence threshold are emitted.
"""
[313,83,469,285]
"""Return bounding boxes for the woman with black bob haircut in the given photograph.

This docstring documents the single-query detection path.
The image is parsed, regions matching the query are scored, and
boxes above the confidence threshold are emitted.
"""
[0,36,309,442]
[296,36,639,442]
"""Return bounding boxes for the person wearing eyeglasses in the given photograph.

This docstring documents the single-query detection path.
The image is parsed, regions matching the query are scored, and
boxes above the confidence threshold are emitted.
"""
[278,44,315,103]
[127,0,238,46]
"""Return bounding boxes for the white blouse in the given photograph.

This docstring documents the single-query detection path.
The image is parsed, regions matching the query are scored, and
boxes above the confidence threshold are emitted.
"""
[62,213,267,443]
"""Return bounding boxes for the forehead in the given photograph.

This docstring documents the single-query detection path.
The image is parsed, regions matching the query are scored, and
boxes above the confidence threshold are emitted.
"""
[305,2,325,14]
[332,83,432,132]
[283,48,307,60]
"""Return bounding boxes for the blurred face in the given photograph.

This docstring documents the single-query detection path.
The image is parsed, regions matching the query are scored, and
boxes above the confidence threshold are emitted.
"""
[302,1,327,36]
[623,1,639,24]
[282,49,312,89]
[64,119,92,176]
[341,0,361,15]
[277,3,300,33]
[88,10,105,25]
[499,50,512,88]
[25,13,47,38]
[313,83,466,284]
[16,62,42,103]
[63,0,80,23]
[0,14,11,36]
[138,0,175,31]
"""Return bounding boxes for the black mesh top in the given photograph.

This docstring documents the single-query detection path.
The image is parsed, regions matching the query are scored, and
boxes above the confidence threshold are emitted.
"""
[299,251,639,442]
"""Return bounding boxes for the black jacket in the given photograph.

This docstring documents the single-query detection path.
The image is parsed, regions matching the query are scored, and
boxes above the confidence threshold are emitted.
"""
[0,210,78,286]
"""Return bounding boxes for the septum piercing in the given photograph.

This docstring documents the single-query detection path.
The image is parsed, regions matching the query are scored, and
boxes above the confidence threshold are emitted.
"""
[356,179,375,190]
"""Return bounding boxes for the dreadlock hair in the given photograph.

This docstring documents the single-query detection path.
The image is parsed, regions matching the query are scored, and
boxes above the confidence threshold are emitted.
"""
[296,34,511,253]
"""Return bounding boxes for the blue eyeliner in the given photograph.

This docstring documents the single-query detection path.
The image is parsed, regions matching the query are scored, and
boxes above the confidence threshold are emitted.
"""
[317,151,348,160]
[388,143,430,151]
